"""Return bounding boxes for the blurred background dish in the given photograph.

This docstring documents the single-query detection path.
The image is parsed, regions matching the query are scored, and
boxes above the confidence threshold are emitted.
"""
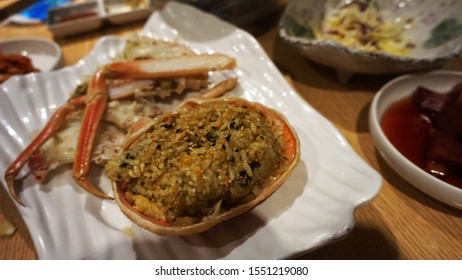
[369,70,462,209]
[47,0,103,37]
[278,0,462,83]
[46,0,156,36]
[0,36,62,72]
[104,0,154,25]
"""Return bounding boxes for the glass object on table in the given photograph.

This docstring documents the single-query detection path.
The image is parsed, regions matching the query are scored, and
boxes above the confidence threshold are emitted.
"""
[20,0,71,21]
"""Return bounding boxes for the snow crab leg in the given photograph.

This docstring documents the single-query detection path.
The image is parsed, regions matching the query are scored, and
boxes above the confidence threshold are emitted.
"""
[104,54,236,79]
[5,53,237,206]
[73,70,111,200]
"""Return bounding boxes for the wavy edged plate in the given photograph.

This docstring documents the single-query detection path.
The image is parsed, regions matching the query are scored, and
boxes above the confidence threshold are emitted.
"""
[0,2,382,259]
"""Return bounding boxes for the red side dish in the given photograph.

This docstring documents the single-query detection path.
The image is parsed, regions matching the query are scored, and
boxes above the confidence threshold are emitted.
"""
[0,53,39,84]
[381,82,462,189]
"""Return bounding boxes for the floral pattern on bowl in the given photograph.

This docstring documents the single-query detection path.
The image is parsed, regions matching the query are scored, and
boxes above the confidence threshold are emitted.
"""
[278,0,462,82]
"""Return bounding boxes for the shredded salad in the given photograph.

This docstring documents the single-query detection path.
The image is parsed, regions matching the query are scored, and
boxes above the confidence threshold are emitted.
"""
[317,1,413,57]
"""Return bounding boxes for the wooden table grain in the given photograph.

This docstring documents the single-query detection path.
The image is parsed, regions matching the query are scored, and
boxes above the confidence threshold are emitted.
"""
[1,4,461,260]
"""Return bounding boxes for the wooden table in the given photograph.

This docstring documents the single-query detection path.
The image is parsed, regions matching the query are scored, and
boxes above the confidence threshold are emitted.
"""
[1,3,461,260]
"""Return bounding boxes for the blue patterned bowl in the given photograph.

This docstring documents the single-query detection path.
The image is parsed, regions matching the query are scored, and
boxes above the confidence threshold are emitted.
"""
[279,0,462,82]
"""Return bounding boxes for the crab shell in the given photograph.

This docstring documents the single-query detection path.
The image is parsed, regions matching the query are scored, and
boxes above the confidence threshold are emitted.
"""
[112,97,301,235]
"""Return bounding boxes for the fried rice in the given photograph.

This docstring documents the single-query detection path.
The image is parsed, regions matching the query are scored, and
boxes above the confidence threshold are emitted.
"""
[105,100,287,224]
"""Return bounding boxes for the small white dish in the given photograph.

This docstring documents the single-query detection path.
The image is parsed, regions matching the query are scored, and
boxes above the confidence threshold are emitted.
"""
[48,16,104,37]
[0,37,62,72]
[47,0,155,37]
[369,70,462,209]
[47,1,103,37]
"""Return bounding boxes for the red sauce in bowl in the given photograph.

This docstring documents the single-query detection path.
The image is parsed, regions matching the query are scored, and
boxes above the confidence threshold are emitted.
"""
[380,84,462,189]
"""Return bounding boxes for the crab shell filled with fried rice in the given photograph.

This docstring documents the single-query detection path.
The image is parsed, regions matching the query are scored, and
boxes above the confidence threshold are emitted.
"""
[105,97,300,235]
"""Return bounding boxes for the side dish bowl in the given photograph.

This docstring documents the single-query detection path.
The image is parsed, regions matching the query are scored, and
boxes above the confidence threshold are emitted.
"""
[279,0,462,83]
[47,0,155,37]
[369,70,462,209]
[0,37,62,72]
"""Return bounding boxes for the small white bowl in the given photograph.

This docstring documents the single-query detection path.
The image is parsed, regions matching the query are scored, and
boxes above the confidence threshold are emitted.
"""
[0,37,62,72]
[369,70,462,209]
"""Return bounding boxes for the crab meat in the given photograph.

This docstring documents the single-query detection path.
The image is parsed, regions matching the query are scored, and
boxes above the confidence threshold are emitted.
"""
[29,98,162,182]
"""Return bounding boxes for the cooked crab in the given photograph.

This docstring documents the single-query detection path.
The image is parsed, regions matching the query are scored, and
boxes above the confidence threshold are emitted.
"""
[4,37,237,205]
[106,97,300,235]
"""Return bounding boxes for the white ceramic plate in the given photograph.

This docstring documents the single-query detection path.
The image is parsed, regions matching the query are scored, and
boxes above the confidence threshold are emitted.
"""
[0,37,62,72]
[0,2,382,259]
[370,70,462,209]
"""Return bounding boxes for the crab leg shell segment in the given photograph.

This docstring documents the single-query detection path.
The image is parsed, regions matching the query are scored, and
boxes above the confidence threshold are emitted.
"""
[4,96,86,205]
[72,70,112,200]
[103,54,236,80]
[199,78,238,99]
[108,80,154,100]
